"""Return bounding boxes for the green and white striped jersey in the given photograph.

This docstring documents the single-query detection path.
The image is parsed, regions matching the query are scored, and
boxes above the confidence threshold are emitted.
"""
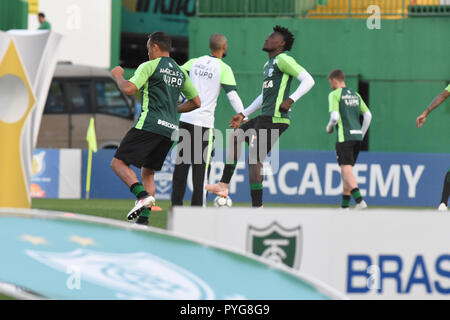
[329,87,369,143]
[446,84,450,92]
[261,52,305,125]
[129,56,198,138]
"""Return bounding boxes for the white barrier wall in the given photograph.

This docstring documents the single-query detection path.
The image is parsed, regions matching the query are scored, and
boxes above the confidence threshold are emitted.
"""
[169,208,450,300]
[58,149,82,199]
[32,149,82,199]
[28,0,112,68]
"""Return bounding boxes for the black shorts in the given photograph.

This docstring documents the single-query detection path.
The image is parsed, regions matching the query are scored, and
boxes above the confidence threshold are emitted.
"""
[114,128,173,170]
[176,121,215,165]
[240,116,289,162]
[335,140,361,166]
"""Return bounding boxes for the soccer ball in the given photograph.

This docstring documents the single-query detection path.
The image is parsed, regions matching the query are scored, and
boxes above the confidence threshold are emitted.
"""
[178,93,186,104]
[214,196,232,208]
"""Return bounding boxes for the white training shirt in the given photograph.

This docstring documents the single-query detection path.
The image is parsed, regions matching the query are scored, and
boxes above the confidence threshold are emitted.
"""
[179,55,243,128]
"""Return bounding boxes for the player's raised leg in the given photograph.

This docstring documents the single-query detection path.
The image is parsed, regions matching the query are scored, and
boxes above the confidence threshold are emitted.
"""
[205,125,249,198]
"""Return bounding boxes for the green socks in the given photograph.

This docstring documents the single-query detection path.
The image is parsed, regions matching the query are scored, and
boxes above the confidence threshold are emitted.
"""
[250,183,263,207]
[130,183,151,218]
[130,183,149,199]
[221,162,238,184]
[351,188,363,204]
[341,195,351,208]
[141,207,151,218]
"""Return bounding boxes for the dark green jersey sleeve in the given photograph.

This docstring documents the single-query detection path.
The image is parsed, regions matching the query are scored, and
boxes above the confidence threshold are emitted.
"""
[277,53,305,78]
[181,68,199,100]
[128,59,159,90]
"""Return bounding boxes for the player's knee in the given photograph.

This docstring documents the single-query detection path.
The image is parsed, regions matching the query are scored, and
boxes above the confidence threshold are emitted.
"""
[142,168,155,177]
[341,164,352,174]
[110,158,123,172]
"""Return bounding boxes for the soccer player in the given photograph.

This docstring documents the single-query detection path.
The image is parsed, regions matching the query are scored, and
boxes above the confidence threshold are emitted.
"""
[325,69,372,210]
[171,34,245,207]
[416,84,450,211]
[111,32,200,225]
[206,25,315,207]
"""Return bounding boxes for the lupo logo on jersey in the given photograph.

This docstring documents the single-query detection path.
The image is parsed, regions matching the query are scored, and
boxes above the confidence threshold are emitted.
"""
[155,152,176,200]
[246,222,302,270]
[26,249,215,300]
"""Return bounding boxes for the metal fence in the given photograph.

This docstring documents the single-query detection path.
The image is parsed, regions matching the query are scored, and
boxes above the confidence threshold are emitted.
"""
[197,0,323,17]
[306,0,450,18]
[196,0,450,18]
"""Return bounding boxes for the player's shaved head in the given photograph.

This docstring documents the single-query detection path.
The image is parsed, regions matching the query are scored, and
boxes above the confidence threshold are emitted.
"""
[209,34,227,52]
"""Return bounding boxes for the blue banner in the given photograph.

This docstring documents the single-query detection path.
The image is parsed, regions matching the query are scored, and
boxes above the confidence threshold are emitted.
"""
[31,149,60,198]
[83,149,450,207]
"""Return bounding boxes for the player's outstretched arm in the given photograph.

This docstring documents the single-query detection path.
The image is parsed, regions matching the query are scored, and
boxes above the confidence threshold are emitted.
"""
[241,94,263,119]
[416,89,450,128]
[112,66,137,96]
[178,96,201,113]
[229,93,263,129]
[226,90,245,114]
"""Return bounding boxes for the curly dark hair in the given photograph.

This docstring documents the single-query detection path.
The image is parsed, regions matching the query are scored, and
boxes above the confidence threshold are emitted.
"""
[273,25,294,51]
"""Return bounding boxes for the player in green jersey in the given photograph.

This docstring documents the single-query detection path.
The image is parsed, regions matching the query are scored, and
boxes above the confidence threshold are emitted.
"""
[326,69,372,210]
[206,26,315,207]
[111,31,201,224]
[416,84,450,211]
[38,13,51,30]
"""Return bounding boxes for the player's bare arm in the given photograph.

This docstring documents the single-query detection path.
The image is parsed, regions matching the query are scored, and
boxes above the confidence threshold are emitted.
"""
[178,96,201,113]
[112,66,137,96]
[416,89,450,128]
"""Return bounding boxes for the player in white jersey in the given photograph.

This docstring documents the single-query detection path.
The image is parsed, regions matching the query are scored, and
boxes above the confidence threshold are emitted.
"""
[171,34,245,207]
